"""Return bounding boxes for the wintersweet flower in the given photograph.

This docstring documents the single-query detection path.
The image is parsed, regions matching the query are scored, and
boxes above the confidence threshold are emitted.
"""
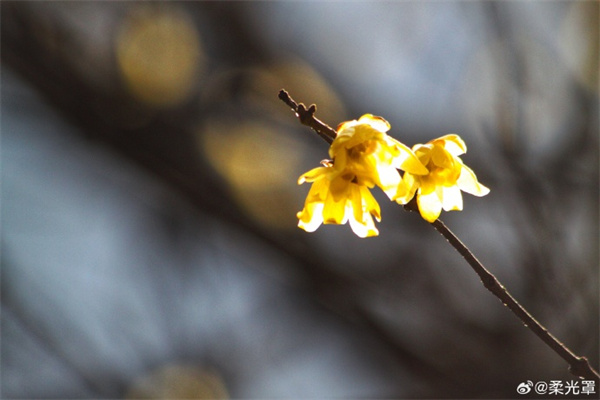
[297,161,381,238]
[331,115,428,197]
[395,134,490,222]
[296,114,427,237]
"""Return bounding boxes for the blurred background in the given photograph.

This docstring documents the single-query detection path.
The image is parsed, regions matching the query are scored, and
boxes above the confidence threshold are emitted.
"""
[1,2,598,398]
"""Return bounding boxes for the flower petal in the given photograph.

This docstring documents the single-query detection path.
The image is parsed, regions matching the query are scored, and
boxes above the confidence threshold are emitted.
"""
[298,166,329,184]
[431,144,453,169]
[348,208,379,238]
[331,147,349,172]
[329,174,351,201]
[322,189,348,224]
[442,185,463,211]
[390,138,429,175]
[343,124,383,149]
[360,114,390,132]
[413,144,433,166]
[419,174,438,195]
[376,165,401,199]
[297,202,324,232]
[350,184,365,224]
[304,178,328,203]
[457,163,490,197]
[394,172,419,204]
[435,134,467,156]
[360,185,381,221]
[417,190,443,222]
[336,120,356,134]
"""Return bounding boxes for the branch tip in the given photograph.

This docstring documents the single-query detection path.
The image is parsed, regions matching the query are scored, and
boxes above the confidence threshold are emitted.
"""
[278,89,336,144]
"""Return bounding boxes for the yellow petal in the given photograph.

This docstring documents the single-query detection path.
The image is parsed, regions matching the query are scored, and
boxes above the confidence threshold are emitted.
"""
[348,208,379,238]
[457,163,490,197]
[435,134,467,156]
[299,182,325,217]
[376,165,401,198]
[323,189,348,224]
[336,120,355,134]
[304,178,328,203]
[419,174,437,195]
[350,184,365,224]
[349,218,378,237]
[358,114,391,133]
[297,202,324,232]
[417,191,443,222]
[394,172,419,204]
[440,160,462,186]
[329,133,352,158]
[345,184,380,237]
[331,147,349,171]
[298,166,329,184]
[390,138,429,175]
[343,124,383,149]
[413,144,433,167]
[431,144,453,169]
[442,185,463,211]
[360,185,381,221]
[329,174,352,202]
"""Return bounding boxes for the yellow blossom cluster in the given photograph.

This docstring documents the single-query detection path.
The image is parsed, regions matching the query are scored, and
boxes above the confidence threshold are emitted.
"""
[297,115,489,237]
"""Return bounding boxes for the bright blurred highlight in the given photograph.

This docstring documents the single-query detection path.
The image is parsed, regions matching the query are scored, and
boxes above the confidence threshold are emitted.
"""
[245,59,347,125]
[116,7,204,107]
[558,2,599,91]
[200,120,306,230]
[125,365,228,399]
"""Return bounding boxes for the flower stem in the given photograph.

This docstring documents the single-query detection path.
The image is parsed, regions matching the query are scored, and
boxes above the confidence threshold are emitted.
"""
[430,216,600,381]
[278,89,336,144]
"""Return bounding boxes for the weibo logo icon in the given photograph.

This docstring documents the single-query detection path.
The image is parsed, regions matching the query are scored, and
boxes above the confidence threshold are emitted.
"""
[517,381,533,394]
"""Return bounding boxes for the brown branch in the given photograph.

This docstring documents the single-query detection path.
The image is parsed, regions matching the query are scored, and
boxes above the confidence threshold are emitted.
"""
[429,216,600,381]
[401,191,599,381]
[278,89,337,144]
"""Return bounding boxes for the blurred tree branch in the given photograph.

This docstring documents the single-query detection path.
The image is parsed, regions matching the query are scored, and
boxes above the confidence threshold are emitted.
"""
[1,3,459,394]
[3,1,598,396]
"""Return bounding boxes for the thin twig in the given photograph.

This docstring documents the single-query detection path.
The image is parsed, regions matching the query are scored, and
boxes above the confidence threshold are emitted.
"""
[280,89,600,382]
[429,217,599,381]
[278,89,337,144]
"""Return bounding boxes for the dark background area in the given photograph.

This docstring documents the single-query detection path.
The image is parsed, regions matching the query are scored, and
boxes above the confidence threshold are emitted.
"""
[2,2,598,398]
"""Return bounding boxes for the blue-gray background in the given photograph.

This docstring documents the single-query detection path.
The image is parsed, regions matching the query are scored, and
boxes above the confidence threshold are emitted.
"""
[2,2,598,398]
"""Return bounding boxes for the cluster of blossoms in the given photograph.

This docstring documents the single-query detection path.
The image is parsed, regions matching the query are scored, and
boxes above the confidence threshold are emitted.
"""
[297,114,489,237]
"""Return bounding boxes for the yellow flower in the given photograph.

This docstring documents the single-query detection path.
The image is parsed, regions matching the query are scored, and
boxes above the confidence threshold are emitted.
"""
[332,115,428,197]
[395,134,490,222]
[296,114,427,237]
[297,162,381,238]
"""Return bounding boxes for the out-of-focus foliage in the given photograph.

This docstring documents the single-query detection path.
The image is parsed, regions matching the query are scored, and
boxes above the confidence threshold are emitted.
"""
[2,1,598,398]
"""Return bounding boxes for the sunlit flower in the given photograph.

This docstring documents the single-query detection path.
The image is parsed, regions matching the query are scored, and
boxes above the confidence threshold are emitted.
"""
[394,134,490,222]
[296,114,427,237]
[331,115,428,197]
[297,161,381,238]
